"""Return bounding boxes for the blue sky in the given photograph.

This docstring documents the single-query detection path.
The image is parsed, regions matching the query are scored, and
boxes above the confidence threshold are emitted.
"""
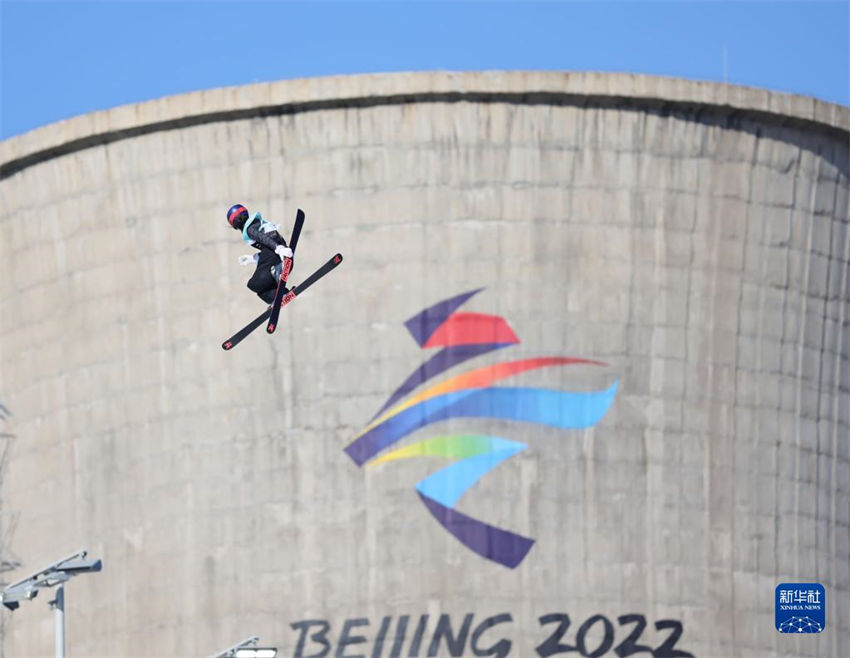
[1,1,848,139]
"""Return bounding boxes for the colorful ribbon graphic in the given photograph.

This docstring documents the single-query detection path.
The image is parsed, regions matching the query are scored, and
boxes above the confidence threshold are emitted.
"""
[346,289,618,568]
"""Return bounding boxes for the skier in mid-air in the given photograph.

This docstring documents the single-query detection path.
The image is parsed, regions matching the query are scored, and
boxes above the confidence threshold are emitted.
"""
[222,203,342,351]
[226,203,293,304]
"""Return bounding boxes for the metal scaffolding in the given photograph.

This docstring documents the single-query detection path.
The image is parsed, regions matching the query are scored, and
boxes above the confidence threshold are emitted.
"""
[0,400,20,658]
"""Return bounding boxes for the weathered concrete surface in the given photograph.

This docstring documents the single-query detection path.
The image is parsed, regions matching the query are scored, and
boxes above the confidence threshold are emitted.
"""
[0,72,847,657]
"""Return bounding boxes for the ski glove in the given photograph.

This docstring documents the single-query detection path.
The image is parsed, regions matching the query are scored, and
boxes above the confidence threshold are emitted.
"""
[238,254,258,266]
[275,245,293,259]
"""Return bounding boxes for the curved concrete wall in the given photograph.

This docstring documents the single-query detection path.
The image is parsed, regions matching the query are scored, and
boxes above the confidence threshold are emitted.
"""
[0,72,847,658]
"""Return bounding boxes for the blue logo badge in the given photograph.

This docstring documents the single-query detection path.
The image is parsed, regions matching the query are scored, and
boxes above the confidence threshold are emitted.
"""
[775,583,825,633]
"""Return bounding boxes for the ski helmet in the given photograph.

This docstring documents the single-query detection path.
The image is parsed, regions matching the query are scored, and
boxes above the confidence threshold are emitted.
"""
[227,204,250,230]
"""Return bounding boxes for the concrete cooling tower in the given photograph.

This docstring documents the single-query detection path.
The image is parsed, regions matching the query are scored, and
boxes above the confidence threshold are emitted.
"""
[0,72,847,658]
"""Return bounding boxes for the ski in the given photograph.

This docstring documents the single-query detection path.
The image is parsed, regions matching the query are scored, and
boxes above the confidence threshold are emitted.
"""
[266,257,293,334]
[222,306,272,351]
[222,252,343,350]
[267,209,305,334]
[266,252,343,333]
[288,208,304,252]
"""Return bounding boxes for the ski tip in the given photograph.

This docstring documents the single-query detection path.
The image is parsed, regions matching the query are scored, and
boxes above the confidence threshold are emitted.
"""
[266,323,276,334]
[333,253,343,264]
[222,341,233,351]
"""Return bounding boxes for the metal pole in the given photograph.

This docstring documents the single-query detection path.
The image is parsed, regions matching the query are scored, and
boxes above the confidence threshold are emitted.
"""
[54,584,65,658]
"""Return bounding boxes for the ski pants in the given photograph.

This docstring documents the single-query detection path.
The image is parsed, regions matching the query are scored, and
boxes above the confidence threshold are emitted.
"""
[247,248,280,304]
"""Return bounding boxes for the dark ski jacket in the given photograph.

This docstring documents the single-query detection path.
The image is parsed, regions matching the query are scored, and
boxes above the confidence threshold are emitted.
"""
[241,212,288,252]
